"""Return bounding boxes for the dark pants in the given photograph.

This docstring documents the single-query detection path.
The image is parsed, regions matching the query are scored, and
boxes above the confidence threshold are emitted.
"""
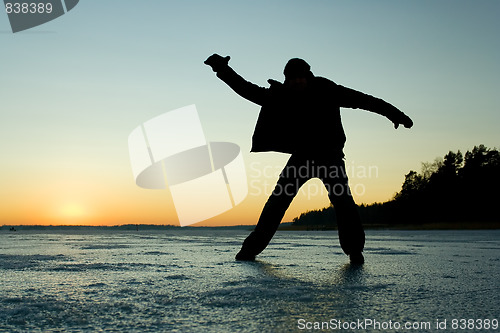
[240,153,365,256]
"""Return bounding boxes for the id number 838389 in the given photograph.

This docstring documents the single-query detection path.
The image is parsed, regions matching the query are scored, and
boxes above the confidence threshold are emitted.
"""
[5,2,53,14]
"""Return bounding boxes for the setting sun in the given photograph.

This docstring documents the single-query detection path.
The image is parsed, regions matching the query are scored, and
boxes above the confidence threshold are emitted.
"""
[56,202,90,223]
[61,203,85,217]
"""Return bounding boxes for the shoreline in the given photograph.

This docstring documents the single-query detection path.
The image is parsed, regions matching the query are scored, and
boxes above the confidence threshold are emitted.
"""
[278,221,500,231]
[1,221,499,232]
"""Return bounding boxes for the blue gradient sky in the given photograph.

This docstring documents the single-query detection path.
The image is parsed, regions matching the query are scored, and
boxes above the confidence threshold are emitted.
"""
[1,1,499,225]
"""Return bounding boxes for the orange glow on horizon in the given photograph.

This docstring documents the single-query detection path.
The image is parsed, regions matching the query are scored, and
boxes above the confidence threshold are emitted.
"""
[1,161,396,227]
[1,184,394,227]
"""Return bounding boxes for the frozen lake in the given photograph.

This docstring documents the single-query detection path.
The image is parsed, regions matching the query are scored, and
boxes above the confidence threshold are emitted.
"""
[1,228,499,332]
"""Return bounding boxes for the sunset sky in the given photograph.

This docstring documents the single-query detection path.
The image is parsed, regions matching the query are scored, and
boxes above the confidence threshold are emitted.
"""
[1,1,498,226]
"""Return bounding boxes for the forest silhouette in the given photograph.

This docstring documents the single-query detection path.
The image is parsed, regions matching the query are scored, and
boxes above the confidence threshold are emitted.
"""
[292,145,500,228]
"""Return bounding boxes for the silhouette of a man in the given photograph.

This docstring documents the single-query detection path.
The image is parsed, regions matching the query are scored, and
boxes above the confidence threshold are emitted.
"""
[205,54,413,264]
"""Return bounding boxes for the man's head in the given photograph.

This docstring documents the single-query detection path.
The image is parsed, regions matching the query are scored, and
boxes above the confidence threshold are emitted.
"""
[284,58,313,91]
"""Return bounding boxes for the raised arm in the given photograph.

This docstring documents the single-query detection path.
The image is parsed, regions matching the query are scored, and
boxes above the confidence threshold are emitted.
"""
[336,84,413,129]
[204,54,270,106]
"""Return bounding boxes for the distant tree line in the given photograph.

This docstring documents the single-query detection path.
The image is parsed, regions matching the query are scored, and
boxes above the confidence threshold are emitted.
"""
[292,145,500,227]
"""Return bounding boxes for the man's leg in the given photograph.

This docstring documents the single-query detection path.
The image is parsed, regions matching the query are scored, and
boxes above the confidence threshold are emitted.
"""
[236,155,309,260]
[321,159,365,262]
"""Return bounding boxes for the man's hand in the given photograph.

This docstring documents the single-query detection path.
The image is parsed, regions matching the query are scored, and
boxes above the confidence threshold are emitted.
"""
[204,54,230,72]
[390,111,413,129]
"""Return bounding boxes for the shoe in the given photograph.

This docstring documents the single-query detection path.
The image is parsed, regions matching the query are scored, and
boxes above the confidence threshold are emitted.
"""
[349,252,364,265]
[235,250,256,261]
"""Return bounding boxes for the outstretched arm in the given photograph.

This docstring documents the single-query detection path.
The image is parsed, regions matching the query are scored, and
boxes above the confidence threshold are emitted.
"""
[204,54,269,106]
[337,84,413,129]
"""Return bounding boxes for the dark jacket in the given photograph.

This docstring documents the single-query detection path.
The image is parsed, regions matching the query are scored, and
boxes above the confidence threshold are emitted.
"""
[216,66,400,156]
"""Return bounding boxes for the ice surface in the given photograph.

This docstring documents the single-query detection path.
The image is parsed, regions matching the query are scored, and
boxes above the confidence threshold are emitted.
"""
[0,229,499,332]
